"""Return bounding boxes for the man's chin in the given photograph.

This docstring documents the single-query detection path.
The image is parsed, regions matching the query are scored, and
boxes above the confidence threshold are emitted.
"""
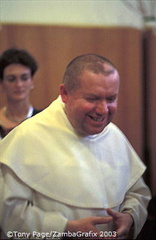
[87,126,106,136]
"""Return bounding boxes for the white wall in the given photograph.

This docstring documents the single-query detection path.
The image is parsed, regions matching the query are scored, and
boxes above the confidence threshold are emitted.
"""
[1,0,155,29]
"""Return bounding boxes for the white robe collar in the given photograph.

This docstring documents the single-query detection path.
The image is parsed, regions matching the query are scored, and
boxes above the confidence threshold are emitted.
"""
[0,97,146,208]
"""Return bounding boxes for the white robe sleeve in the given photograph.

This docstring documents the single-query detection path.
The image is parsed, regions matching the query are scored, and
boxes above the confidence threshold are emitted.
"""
[0,165,68,238]
[119,177,151,238]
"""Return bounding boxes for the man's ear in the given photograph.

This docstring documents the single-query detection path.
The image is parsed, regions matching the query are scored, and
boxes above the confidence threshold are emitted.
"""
[60,84,68,103]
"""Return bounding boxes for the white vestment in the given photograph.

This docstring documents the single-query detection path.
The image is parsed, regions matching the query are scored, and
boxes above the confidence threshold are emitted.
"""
[0,96,151,239]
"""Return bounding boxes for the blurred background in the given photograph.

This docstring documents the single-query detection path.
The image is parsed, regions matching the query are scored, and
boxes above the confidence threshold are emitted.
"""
[0,0,156,206]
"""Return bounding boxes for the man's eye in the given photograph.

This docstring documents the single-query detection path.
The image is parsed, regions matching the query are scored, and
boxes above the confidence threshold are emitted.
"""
[86,98,96,102]
[107,97,116,102]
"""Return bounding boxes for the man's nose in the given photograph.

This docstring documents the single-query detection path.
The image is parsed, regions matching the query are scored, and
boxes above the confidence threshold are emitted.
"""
[95,101,108,114]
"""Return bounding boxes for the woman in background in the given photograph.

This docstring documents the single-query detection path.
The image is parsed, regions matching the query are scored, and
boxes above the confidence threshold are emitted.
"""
[0,48,42,139]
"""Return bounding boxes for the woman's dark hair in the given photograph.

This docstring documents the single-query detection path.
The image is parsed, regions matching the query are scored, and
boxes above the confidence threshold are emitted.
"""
[0,48,38,81]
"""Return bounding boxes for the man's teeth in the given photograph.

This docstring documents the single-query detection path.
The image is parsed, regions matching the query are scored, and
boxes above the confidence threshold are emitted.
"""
[90,116,103,122]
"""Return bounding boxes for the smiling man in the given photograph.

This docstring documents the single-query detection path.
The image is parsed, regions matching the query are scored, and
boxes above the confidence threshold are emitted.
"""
[0,54,151,239]
[60,57,119,136]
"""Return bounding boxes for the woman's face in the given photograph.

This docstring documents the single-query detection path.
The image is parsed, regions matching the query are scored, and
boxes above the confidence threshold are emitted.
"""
[1,64,34,102]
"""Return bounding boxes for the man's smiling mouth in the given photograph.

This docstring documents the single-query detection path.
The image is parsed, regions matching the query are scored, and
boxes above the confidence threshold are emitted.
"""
[89,116,104,122]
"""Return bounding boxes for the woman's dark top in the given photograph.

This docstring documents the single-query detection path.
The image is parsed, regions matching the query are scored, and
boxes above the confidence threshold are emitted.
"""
[0,108,42,139]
